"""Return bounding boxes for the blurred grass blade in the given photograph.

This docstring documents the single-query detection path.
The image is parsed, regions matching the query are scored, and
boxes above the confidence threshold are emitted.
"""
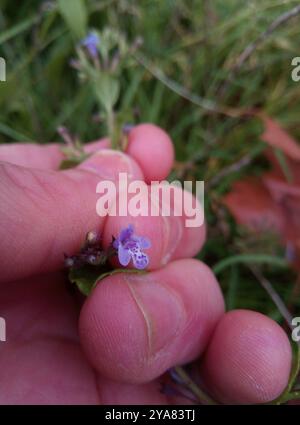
[57,0,87,39]
[0,122,32,141]
[274,148,293,183]
[226,266,239,310]
[121,70,144,109]
[213,254,288,275]
[0,16,38,44]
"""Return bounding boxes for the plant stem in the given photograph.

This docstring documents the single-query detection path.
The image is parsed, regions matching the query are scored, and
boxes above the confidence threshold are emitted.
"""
[174,366,218,405]
[107,107,118,150]
[249,265,294,330]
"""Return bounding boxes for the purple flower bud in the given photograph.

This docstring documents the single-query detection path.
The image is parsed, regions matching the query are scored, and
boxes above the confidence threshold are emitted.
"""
[86,255,98,265]
[113,224,151,270]
[81,32,100,58]
[122,123,134,134]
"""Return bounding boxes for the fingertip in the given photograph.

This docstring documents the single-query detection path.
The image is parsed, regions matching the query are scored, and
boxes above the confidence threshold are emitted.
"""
[79,259,224,384]
[127,124,174,183]
[201,310,292,404]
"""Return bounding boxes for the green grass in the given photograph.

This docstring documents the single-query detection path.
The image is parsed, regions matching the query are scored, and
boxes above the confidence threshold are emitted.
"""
[0,0,300,320]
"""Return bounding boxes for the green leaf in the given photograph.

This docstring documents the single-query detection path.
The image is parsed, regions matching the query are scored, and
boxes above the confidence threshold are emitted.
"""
[69,266,146,296]
[59,153,90,170]
[0,15,38,45]
[69,265,102,296]
[59,158,84,170]
[59,146,91,169]
[94,74,120,112]
[57,0,88,40]
[0,122,32,141]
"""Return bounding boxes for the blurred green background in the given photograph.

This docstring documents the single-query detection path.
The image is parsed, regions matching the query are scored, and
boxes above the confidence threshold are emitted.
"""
[0,0,300,321]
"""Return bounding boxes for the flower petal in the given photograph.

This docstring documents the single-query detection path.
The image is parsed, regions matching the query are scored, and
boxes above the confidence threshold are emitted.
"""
[81,33,100,54]
[119,224,134,243]
[112,238,120,249]
[131,249,149,270]
[135,236,151,249]
[118,244,131,266]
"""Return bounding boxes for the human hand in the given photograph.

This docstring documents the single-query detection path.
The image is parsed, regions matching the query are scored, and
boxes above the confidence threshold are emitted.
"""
[0,124,292,404]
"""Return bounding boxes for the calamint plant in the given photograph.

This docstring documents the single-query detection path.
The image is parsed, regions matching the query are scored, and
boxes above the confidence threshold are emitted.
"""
[70,27,142,151]
[64,225,150,296]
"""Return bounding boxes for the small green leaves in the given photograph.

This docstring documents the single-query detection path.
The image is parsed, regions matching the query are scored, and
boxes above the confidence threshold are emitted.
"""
[65,228,149,296]
[59,149,90,169]
[69,265,103,296]
[94,73,120,114]
[58,126,91,169]
[69,266,146,296]
[59,156,89,170]
[70,27,141,150]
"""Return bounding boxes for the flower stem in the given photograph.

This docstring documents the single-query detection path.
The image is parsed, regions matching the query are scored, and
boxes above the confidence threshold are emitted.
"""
[174,366,218,405]
[107,107,119,150]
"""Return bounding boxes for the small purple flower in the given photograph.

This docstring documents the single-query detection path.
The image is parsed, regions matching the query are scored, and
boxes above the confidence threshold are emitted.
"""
[122,123,134,134]
[81,32,100,58]
[113,224,151,270]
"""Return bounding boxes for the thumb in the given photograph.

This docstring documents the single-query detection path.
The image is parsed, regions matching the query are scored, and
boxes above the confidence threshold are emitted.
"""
[0,150,143,283]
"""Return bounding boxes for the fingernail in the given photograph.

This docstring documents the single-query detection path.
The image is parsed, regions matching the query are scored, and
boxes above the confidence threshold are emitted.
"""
[79,149,141,181]
[125,274,185,356]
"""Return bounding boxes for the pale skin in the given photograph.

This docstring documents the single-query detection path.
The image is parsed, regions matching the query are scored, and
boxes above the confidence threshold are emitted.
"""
[0,124,292,404]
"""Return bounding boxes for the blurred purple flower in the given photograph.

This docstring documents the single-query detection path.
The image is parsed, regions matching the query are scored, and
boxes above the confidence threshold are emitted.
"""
[81,32,100,58]
[122,123,134,134]
[113,224,151,270]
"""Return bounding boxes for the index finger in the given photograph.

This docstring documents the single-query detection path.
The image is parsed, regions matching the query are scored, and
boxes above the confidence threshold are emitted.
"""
[0,126,175,283]
[0,124,174,184]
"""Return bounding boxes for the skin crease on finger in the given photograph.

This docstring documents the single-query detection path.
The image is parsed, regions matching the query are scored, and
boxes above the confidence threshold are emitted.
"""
[79,258,225,384]
[0,271,292,405]
[0,270,190,405]
[0,127,293,405]
[0,126,192,404]
[0,125,180,405]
